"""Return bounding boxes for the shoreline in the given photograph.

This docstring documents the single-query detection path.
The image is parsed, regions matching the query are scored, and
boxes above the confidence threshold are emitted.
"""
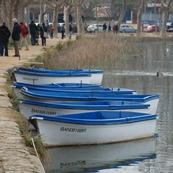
[0,36,67,172]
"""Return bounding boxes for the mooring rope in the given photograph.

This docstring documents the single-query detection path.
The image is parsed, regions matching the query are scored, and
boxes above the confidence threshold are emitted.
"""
[31,138,46,173]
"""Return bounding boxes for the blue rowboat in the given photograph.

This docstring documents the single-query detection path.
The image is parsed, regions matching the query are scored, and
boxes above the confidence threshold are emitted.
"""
[29,111,157,147]
[20,87,159,114]
[12,82,102,98]
[19,99,151,120]
[13,70,91,84]
[12,82,102,88]
[15,67,104,84]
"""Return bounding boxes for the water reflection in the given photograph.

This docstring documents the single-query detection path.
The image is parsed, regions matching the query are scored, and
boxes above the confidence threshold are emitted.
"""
[101,41,173,172]
[43,41,173,172]
[44,138,155,173]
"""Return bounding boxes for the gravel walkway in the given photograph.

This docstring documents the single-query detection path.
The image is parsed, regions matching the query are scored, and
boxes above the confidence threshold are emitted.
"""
[0,36,66,172]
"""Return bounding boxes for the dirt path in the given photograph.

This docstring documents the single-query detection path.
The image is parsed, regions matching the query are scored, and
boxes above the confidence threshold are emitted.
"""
[0,36,69,172]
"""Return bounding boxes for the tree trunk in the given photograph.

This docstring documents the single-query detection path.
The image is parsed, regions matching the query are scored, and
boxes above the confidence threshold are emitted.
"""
[76,2,82,35]
[64,6,70,38]
[160,11,169,37]
[136,0,145,36]
[40,0,43,23]
[25,5,30,26]
[13,0,19,19]
[117,0,127,29]
[53,6,58,37]
[160,0,172,37]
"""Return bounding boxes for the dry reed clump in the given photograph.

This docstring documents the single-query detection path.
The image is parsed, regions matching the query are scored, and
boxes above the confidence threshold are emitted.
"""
[42,33,137,71]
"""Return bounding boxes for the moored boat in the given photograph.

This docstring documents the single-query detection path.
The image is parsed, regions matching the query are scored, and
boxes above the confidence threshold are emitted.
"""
[19,99,152,120]
[13,70,91,84]
[17,86,136,99]
[29,111,157,147]
[20,88,159,114]
[14,67,104,84]
[12,82,103,99]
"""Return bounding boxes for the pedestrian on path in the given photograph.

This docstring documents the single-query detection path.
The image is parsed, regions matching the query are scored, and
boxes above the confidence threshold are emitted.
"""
[103,23,107,31]
[69,23,73,39]
[12,18,21,57]
[40,22,47,46]
[29,21,37,45]
[61,24,65,39]
[50,25,54,39]
[19,22,29,50]
[108,24,111,32]
[0,22,11,56]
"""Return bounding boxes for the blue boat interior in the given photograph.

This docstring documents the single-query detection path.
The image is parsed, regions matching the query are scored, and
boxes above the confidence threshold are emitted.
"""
[21,99,150,109]
[20,88,159,102]
[29,111,157,125]
[17,67,104,74]
[12,82,102,88]
[13,70,92,77]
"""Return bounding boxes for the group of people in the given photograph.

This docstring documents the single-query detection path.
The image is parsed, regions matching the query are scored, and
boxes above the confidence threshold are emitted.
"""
[0,18,56,57]
[29,21,55,46]
[103,23,119,33]
[60,23,74,39]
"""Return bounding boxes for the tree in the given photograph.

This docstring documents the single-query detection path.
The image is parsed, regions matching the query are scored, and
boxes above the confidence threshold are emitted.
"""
[45,0,63,37]
[160,0,173,37]
[135,0,145,36]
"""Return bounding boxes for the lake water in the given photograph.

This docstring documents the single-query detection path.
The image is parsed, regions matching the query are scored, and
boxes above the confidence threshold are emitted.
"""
[44,41,173,173]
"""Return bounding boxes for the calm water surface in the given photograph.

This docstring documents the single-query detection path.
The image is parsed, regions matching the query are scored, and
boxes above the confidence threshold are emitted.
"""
[44,42,173,173]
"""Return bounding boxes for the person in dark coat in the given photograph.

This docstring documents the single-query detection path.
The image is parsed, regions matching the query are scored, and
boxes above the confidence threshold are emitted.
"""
[69,23,73,39]
[29,21,37,45]
[61,24,65,39]
[115,24,119,33]
[103,23,107,31]
[108,24,111,31]
[0,22,11,56]
[12,18,21,57]
[40,22,47,46]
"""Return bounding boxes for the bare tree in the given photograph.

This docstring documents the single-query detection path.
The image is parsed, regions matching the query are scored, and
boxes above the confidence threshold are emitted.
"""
[63,0,74,37]
[45,0,63,37]
[136,0,145,36]
[160,0,173,37]
[117,0,127,28]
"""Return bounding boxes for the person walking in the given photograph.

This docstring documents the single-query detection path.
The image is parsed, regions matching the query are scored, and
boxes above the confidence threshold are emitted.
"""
[50,25,54,39]
[19,22,29,50]
[36,23,41,45]
[84,23,88,33]
[61,24,65,39]
[12,18,21,57]
[113,24,116,34]
[0,22,11,56]
[40,22,47,46]
[115,24,119,34]
[69,23,73,39]
[103,23,107,31]
[108,24,111,32]
[46,23,51,38]
[29,21,37,45]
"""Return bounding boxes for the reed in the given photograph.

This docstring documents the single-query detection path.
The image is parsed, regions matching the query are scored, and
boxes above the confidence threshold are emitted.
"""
[34,33,173,72]
[40,35,173,71]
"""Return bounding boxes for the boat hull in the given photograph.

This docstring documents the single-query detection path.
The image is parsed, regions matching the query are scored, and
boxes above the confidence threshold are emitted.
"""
[20,91,159,115]
[19,101,152,120]
[16,67,104,84]
[33,118,156,147]
[14,73,91,84]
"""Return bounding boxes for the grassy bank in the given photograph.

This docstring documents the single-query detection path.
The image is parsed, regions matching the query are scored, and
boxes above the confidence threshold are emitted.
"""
[5,73,50,165]
[31,33,173,72]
